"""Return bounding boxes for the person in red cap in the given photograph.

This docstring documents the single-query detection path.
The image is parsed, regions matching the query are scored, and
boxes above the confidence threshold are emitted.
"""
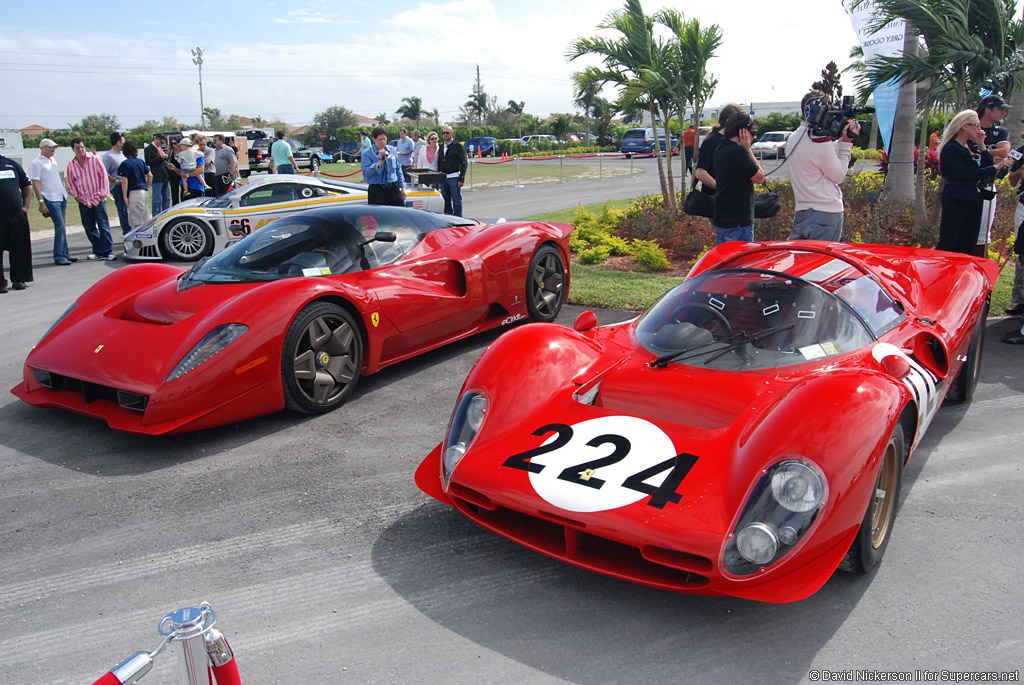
[975,94,1012,257]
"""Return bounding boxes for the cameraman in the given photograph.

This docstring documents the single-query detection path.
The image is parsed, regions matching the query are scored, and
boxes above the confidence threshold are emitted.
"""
[785,90,860,241]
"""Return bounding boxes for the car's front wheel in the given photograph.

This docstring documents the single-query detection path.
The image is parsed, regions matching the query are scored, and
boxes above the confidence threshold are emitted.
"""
[839,424,905,574]
[282,302,363,414]
[309,157,320,173]
[525,245,566,322]
[160,217,214,261]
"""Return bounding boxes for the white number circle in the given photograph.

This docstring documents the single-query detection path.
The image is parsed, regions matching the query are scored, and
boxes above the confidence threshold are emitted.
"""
[528,416,677,513]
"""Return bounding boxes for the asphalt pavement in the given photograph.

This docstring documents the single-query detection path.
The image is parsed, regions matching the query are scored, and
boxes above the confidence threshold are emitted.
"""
[1,171,1021,684]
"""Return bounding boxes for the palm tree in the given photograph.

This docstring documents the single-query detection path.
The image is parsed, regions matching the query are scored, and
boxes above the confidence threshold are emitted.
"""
[396,96,423,126]
[465,93,488,128]
[654,10,723,182]
[572,73,601,145]
[568,0,675,207]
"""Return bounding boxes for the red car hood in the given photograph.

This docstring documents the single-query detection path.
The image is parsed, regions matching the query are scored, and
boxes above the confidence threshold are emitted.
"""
[28,278,258,393]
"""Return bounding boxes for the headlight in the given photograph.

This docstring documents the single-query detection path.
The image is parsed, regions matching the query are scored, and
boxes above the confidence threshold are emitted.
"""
[442,392,487,489]
[722,458,828,576]
[770,461,825,513]
[166,324,247,381]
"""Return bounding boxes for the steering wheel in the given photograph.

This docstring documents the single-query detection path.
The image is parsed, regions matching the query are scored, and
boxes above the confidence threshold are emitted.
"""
[672,302,732,339]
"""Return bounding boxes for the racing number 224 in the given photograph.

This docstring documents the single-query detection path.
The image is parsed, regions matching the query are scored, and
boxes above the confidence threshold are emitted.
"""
[502,423,698,509]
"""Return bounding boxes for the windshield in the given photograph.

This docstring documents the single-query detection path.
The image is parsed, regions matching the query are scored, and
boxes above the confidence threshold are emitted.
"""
[636,268,881,371]
[759,133,788,142]
[189,206,466,284]
[206,188,240,209]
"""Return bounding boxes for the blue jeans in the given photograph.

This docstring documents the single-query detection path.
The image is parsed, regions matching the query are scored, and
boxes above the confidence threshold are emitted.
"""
[152,181,170,216]
[276,163,294,175]
[44,198,69,261]
[112,189,130,236]
[713,223,754,245]
[78,201,113,257]
[441,177,463,216]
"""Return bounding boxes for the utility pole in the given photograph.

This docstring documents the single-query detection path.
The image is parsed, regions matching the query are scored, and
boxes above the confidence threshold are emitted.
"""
[191,47,206,129]
[473,64,483,127]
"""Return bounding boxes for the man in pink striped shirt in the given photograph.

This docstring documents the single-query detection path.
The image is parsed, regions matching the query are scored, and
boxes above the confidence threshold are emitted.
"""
[65,138,114,260]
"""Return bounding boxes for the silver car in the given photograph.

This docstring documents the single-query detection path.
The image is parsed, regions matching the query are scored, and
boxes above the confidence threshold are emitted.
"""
[123,175,445,261]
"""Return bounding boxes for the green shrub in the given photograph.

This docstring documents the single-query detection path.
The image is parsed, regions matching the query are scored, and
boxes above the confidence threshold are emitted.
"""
[578,244,612,264]
[631,239,671,271]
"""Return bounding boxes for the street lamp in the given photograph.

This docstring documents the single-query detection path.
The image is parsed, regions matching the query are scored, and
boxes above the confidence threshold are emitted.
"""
[191,47,205,129]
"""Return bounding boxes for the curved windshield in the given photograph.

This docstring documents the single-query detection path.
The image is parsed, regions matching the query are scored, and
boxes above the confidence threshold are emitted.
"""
[206,188,240,209]
[189,206,469,284]
[636,269,876,371]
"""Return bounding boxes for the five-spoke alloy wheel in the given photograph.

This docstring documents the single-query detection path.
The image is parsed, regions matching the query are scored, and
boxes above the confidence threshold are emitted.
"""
[282,302,363,414]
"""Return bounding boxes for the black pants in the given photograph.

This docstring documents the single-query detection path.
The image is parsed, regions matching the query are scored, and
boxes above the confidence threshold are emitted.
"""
[937,197,982,255]
[0,210,33,286]
[368,183,405,207]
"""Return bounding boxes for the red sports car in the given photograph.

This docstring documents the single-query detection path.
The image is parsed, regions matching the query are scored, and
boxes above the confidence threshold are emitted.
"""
[416,241,997,603]
[12,205,572,434]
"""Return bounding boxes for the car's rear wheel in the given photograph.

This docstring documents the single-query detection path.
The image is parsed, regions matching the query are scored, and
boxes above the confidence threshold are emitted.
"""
[947,301,987,402]
[839,424,905,574]
[525,245,566,322]
[161,217,214,261]
[282,302,362,414]
[309,157,320,173]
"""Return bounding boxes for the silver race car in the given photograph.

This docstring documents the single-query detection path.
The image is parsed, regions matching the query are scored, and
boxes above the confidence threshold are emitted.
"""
[123,175,445,261]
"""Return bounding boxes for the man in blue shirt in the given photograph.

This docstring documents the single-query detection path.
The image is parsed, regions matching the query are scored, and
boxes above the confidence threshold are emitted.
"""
[271,131,297,174]
[361,126,406,207]
[396,127,414,171]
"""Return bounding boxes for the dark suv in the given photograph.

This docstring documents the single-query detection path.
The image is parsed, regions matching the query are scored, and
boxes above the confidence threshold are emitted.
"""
[248,137,322,174]
[619,127,677,157]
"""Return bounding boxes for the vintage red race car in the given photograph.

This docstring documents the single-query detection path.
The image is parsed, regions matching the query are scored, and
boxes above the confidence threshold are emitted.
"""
[417,241,997,603]
[12,205,571,434]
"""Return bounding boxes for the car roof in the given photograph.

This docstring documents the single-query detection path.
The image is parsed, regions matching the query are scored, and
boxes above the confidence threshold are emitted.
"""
[241,175,368,193]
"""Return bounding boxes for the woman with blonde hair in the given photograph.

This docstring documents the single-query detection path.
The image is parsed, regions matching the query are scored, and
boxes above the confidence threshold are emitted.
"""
[936,109,1010,254]
[416,131,440,171]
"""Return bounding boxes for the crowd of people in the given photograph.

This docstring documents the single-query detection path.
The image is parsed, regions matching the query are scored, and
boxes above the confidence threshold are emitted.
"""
[0,132,243,293]
[688,92,1022,344]
[359,125,467,216]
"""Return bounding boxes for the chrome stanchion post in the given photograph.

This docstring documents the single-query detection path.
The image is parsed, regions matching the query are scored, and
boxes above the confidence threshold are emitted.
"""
[558,155,564,184]
[465,158,476,192]
[159,603,218,685]
[514,156,523,188]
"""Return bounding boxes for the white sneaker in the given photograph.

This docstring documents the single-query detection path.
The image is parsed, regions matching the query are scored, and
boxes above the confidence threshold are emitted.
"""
[87,253,101,260]
[106,253,118,261]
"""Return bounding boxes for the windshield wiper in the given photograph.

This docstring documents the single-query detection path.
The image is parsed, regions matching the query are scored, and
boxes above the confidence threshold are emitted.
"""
[650,324,794,368]
[702,324,794,365]
[178,256,209,291]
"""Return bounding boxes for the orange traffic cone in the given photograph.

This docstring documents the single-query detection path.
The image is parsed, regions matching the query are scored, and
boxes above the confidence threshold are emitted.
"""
[477,147,482,158]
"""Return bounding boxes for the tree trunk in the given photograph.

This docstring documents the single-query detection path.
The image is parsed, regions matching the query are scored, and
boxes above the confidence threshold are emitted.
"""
[915,100,932,227]
[650,104,671,209]
[661,105,676,208]
[1008,75,1024,148]
[869,114,878,151]
[883,26,918,205]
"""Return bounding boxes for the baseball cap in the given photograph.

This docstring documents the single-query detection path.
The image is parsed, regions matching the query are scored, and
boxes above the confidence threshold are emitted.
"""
[979,94,1011,110]
[179,137,193,146]
[39,138,58,148]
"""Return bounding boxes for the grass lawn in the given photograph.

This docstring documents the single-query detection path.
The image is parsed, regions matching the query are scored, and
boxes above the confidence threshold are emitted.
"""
[315,159,635,188]
[29,198,120,234]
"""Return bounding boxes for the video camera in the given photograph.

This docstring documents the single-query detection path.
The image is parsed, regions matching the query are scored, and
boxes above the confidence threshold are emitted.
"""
[808,96,875,139]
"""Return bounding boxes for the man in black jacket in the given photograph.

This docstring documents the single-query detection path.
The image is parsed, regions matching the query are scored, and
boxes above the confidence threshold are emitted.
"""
[437,126,467,216]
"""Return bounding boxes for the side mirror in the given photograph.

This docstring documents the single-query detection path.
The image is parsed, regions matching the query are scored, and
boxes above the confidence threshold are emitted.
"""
[374,231,397,243]
[574,311,598,331]
[879,354,911,380]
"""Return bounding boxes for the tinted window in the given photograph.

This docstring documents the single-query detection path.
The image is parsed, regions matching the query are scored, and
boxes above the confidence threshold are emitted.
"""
[240,184,298,206]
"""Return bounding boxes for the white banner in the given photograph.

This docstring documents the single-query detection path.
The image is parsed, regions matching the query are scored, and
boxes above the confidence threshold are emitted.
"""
[843,0,906,152]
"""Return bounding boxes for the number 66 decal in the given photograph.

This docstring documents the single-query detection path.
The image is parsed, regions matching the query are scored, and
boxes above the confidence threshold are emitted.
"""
[502,416,698,513]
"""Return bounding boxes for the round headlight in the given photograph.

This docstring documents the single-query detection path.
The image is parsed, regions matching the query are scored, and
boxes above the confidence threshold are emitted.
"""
[736,523,778,565]
[770,460,825,513]
[466,394,487,432]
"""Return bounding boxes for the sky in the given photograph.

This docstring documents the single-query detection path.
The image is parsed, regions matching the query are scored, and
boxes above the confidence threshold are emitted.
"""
[0,0,863,132]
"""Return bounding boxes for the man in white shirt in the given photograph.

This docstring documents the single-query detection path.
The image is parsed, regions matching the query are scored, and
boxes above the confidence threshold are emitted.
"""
[29,138,75,265]
[785,90,860,241]
[102,132,130,235]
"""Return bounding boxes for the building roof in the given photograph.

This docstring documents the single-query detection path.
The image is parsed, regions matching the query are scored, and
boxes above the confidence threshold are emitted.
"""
[17,124,51,137]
